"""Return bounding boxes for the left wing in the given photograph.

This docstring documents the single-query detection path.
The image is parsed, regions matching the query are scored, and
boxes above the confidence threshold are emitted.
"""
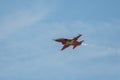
[61,45,70,50]
[73,45,78,49]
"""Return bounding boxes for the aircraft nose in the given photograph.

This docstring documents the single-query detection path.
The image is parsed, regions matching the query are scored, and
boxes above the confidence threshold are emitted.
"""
[52,39,56,41]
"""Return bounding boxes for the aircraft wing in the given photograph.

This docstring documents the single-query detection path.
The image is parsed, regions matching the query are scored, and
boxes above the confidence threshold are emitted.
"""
[73,34,82,41]
[61,45,70,50]
[73,45,78,49]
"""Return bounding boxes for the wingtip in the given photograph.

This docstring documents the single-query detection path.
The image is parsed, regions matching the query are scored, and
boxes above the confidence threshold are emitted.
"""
[77,34,82,37]
[79,34,82,36]
[61,48,64,51]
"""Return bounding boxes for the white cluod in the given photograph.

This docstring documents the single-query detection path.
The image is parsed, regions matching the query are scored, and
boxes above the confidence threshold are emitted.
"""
[82,43,88,46]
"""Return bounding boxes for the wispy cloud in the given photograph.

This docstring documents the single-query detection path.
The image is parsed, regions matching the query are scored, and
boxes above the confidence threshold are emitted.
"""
[0,0,120,80]
[0,20,120,80]
[0,2,51,39]
[0,3,120,79]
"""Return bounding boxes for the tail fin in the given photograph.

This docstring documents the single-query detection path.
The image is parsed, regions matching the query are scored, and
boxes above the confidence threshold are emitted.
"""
[73,40,84,49]
[79,40,84,45]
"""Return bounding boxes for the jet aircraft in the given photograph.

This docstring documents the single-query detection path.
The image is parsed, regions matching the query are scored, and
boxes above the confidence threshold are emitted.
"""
[53,34,84,50]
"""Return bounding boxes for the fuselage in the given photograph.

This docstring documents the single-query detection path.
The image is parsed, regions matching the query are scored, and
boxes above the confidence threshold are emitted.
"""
[64,39,80,46]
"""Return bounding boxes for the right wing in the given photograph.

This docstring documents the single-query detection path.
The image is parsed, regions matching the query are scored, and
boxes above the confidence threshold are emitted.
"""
[73,34,82,41]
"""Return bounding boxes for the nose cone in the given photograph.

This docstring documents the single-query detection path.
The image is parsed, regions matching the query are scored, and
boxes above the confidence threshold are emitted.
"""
[52,39,56,41]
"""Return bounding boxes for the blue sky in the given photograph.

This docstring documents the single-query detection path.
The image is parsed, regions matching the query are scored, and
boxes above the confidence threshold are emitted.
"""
[0,0,120,80]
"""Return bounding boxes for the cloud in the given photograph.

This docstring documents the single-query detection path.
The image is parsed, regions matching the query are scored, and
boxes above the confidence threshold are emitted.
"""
[0,1,120,80]
[0,12,120,80]
[0,1,51,39]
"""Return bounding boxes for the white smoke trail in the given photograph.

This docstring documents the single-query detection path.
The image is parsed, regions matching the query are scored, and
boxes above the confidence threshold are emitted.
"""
[82,43,88,46]
[82,42,95,47]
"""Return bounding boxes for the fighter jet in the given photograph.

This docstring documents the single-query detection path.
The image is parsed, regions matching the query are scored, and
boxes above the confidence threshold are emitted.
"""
[53,34,84,50]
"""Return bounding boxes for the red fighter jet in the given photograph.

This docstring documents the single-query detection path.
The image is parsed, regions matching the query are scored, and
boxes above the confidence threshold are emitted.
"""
[53,34,84,50]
